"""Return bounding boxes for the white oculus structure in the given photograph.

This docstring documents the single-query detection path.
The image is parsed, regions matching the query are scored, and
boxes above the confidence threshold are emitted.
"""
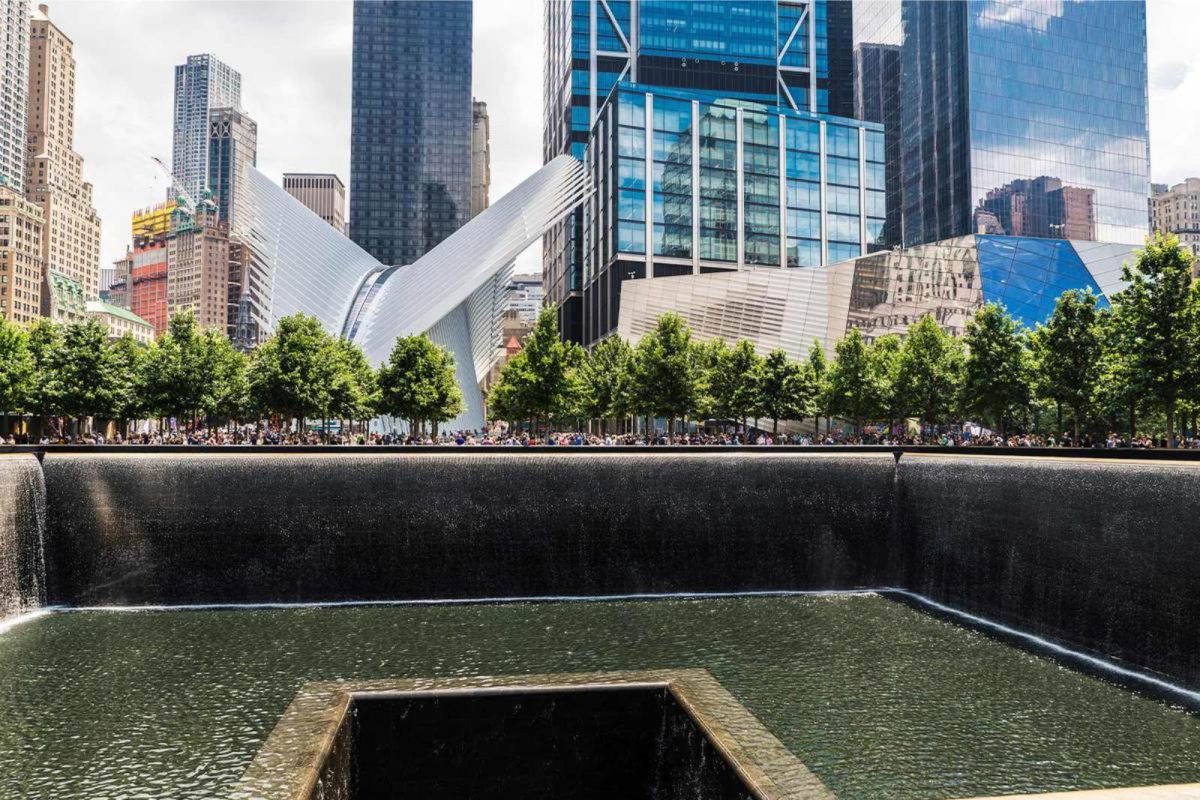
[237,155,592,431]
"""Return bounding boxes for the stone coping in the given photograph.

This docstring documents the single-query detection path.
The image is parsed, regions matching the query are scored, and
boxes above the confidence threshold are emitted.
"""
[959,785,1200,799]
[229,668,837,800]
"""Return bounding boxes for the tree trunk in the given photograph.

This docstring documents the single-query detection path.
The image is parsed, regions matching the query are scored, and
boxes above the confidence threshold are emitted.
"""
[1167,402,1176,449]
[1055,401,1062,439]
[772,416,779,435]
[1072,408,1079,445]
[1129,401,1136,442]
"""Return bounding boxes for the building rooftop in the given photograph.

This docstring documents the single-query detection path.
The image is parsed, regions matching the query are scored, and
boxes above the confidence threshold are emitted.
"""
[86,300,151,328]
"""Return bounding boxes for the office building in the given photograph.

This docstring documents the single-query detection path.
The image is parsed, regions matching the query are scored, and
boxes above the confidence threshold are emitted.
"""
[172,54,241,202]
[1150,178,1200,264]
[580,84,883,345]
[25,3,102,299]
[545,0,857,342]
[283,174,345,232]
[0,0,28,190]
[505,273,544,324]
[852,0,1150,248]
[102,251,130,308]
[0,186,44,324]
[472,100,490,218]
[166,200,229,332]
[41,268,84,324]
[128,204,173,336]
[349,0,473,266]
[207,107,257,232]
[85,300,153,345]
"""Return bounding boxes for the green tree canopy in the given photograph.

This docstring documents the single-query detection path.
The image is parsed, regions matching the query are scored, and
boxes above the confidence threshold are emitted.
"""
[577,335,634,430]
[105,333,148,425]
[894,315,964,433]
[755,349,813,435]
[866,334,902,430]
[248,313,339,428]
[57,318,113,429]
[632,313,702,437]
[1111,233,1199,446]
[25,318,66,427]
[1028,291,1100,440]
[962,303,1031,437]
[377,333,462,435]
[827,328,875,433]
[0,318,32,423]
[708,338,762,428]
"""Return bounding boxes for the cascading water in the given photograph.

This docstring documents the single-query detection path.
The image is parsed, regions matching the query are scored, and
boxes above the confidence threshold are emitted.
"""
[0,454,46,622]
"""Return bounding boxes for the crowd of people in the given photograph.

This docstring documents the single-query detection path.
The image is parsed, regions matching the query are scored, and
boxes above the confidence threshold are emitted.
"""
[1,426,1195,449]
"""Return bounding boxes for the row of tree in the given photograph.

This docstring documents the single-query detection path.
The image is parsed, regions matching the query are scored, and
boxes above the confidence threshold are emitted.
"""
[486,234,1200,446]
[0,312,466,437]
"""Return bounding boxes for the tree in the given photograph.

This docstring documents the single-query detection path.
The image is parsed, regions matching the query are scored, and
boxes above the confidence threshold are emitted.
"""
[1111,233,1199,447]
[826,328,875,434]
[57,318,113,433]
[105,334,148,434]
[708,339,762,433]
[377,333,461,436]
[807,341,831,438]
[487,308,576,438]
[962,303,1031,438]
[1027,291,1100,441]
[248,313,338,431]
[204,330,250,426]
[866,335,903,434]
[25,318,65,436]
[327,338,378,434]
[755,349,813,435]
[577,335,633,433]
[632,313,701,438]
[0,318,32,435]
[1093,304,1143,441]
[894,315,964,436]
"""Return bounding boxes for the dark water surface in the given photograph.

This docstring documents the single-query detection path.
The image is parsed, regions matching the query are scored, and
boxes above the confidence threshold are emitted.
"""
[1,594,1198,799]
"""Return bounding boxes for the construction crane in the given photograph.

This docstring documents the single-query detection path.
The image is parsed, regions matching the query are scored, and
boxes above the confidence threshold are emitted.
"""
[149,155,197,212]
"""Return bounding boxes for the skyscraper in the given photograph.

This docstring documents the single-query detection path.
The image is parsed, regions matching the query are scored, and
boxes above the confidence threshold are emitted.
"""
[172,54,241,202]
[852,0,1150,248]
[283,174,346,232]
[0,0,28,191]
[471,100,490,218]
[349,0,473,267]
[207,106,257,231]
[25,3,101,299]
[543,0,858,342]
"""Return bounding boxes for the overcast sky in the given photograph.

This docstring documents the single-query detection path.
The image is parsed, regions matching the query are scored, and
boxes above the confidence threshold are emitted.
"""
[50,0,1200,271]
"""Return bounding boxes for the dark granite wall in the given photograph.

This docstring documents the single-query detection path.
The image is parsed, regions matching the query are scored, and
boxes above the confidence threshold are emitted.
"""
[40,452,896,606]
[0,454,44,621]
[18,450,1200,688]
[897,454,1200,688]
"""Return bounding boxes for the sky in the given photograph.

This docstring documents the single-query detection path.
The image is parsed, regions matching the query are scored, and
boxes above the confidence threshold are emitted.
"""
[49,0,1200,272]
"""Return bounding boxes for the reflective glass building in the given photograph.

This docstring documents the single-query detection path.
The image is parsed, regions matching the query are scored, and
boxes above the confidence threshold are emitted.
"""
[852,0,1150,248]
[582,84,883,344]
[350,0,473,267]
[544,0,856,343]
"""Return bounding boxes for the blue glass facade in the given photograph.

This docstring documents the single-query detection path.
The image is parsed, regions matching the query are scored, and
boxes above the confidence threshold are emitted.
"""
[544,0,858,343]
[852,0,1150,249]
[584,82,883,344]
[350,0,473,267]
[975,235,1108,330]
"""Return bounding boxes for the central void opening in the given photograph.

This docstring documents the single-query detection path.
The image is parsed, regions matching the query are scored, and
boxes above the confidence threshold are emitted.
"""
[334,686,755,799]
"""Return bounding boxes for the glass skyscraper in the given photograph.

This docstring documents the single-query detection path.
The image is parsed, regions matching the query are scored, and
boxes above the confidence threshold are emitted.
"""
[172,54,241,203]
[544,0,859,343]
[350,0,473,267]
[853,0,1150,248]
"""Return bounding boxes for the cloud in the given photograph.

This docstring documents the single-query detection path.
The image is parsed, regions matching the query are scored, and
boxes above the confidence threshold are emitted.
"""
[1151,60,1190,92]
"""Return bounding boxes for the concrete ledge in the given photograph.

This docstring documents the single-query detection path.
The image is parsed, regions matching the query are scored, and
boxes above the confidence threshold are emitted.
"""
[960,783,1200,799]
[231,669,836,800]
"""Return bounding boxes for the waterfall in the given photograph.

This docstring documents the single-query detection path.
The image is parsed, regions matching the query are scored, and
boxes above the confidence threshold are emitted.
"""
[0,454,47,621]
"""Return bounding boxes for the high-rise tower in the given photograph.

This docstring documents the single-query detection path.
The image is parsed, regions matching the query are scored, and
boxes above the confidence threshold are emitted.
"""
[543,0,857,342]
[349,0,473,267]
[25,3,101,299]
[852,0,1150,248]
[172,54,241,202]
[207,106,257,232]
[0,0,28,191]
